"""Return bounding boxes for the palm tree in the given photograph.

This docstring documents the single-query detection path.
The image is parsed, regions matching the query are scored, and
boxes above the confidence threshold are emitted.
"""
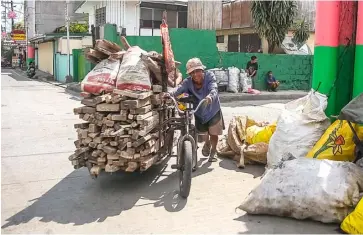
[251,1,298,53]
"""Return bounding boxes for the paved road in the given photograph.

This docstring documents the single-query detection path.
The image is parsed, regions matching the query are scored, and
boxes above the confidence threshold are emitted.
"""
[1,70,338,234]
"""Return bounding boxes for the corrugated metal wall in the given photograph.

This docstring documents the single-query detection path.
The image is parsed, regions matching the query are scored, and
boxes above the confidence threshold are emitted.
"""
[187,0,222,30]
[222,1,253,29]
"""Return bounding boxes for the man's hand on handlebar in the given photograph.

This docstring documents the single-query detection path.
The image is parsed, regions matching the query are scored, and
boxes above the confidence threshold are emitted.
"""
[205,95,212,105]
[161,92,171,99]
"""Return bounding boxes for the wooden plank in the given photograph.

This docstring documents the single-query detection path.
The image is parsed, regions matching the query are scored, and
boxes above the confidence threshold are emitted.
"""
[136,111,154,120]
[74,123,89,129]
[132,134,152,148]
[140,155,158,171]
[129,104,152,115]
[125,162,139,172]
[113,89,153,99]
[107,154,120,160]
[96,103,121,112]
[121,97,151,109]
[105,164,120,173]
[152,85,162,93]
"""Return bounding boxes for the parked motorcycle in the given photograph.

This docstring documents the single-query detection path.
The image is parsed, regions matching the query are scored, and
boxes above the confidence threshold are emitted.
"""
[27,63,36,78]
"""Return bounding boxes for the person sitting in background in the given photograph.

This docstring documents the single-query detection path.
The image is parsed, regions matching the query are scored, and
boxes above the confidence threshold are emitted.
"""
[246,56,258,78]
[266,71,280,92]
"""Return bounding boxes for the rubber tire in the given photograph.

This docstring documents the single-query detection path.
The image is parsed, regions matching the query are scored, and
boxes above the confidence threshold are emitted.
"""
[179,140,192,198]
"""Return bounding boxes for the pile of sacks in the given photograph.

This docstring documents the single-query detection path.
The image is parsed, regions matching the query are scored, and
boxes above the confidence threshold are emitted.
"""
[217,115,276,168]
[235,90,363,233]
[209,67,260,94]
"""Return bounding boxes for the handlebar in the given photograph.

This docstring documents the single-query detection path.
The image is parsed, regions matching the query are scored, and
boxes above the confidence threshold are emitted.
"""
[167,96,208,115]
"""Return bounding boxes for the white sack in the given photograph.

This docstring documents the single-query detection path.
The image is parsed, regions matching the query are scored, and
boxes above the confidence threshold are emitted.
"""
[209,68,228,85]
[227,67,240,93]
[267,90,330,167]
[239,70,252,93]
[116,46,151,91]
[239,157,363,223]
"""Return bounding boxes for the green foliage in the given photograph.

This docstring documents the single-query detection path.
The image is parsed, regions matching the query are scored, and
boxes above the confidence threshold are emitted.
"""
[54,22,88,33]
[251,1,298,53]
[1,41,14,61]
[292,18,310,48]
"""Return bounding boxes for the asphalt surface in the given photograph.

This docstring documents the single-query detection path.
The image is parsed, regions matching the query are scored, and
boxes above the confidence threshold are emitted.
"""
[1,69,338,233]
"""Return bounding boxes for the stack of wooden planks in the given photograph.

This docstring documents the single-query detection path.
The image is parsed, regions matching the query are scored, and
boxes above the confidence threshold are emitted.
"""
[69,85,175,177]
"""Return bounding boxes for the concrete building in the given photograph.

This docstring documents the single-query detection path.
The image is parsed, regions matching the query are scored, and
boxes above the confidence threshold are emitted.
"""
[75,0,188,36]
[25,0,87,39]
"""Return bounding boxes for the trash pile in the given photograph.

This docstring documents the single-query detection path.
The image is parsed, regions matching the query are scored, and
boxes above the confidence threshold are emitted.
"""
[229,90,363,232]
[69,35,180,177]
[208,67,260,94]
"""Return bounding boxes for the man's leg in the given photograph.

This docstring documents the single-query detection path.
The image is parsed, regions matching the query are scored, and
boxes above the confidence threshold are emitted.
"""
[207,118,223,162]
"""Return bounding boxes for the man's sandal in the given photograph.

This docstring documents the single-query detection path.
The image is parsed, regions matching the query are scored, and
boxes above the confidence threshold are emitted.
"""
[202,142,211,157]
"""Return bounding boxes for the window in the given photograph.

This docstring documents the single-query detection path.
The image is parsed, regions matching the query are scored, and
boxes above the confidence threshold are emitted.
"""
[95,7,106,27]
[216,36,224,43]
[140,7,187,29]
[140,8,152,28]
[153,9,163,28]
[177,11,187,28]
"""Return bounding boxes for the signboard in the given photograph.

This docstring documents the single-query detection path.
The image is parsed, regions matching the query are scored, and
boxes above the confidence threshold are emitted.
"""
[12,34,25,41]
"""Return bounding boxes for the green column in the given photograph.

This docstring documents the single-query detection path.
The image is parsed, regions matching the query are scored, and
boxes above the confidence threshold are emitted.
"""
[353,2,363,98]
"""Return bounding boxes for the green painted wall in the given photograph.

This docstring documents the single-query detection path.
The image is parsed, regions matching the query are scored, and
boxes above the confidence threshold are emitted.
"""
[218,52,313,90]
[75,25,313,91]
[126,36,162,53]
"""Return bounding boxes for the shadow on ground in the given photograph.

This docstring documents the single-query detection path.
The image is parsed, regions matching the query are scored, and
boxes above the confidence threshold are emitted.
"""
[218,157,265,179]
[234,214,339,234]
[1,156,215,228]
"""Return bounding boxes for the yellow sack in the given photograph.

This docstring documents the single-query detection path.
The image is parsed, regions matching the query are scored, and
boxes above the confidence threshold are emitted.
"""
[307,120,363,162]
[246,123,277,144]
[340,198,363,234]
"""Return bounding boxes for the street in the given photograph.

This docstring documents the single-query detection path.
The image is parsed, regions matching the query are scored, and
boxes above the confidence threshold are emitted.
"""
[1,70,338,234]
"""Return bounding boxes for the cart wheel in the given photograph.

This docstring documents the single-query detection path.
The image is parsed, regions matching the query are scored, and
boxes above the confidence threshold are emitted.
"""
[179,140,192,198]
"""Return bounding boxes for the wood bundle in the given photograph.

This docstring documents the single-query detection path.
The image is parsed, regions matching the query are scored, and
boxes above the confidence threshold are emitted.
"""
[70,85,175,177]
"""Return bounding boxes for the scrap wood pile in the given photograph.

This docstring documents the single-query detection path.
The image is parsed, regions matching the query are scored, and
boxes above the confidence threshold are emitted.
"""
[69,33,180,176]
[70,87,174,176]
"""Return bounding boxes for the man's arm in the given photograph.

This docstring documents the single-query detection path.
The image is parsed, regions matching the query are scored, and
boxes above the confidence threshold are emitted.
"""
[206,72,218,102]
[169,79,188,97]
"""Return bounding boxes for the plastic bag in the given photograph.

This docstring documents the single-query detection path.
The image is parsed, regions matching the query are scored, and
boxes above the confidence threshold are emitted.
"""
[116,46,151,91]
[341,198,363,234]
[217,136,235,158]
[307,120,363,162]
[239,157,363,223]
[209,69,228,85]
[244,143,268,164]
[227,67,240,93]
[81,59,120,94]
[246,123,276,145]
[239,71,252,93]
[267,90,330,168]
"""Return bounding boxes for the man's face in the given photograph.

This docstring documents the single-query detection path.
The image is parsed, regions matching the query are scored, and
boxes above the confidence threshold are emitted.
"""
[268,72,272,77]
[252,58,258,63]
[190,69,204,85]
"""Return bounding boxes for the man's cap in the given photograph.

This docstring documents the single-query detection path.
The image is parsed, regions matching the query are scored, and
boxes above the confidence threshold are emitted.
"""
[186,58,206,74]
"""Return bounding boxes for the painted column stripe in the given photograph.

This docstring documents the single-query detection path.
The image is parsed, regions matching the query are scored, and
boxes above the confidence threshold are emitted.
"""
[315,1,340,47]
[356,1,363,45]
[353,1,363,98]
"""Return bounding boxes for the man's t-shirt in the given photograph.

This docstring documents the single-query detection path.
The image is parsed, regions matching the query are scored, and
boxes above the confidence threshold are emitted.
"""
[246,61,258,77]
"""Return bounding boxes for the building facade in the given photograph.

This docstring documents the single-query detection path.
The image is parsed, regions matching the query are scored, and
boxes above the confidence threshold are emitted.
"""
[75,0,188,36]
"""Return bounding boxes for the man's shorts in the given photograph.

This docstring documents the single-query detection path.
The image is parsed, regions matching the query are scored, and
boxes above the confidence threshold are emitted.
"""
[194,110,225,136]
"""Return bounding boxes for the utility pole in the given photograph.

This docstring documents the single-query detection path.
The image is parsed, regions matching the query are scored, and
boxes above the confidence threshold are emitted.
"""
[10,0,14,30]
[65,0,72,82]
